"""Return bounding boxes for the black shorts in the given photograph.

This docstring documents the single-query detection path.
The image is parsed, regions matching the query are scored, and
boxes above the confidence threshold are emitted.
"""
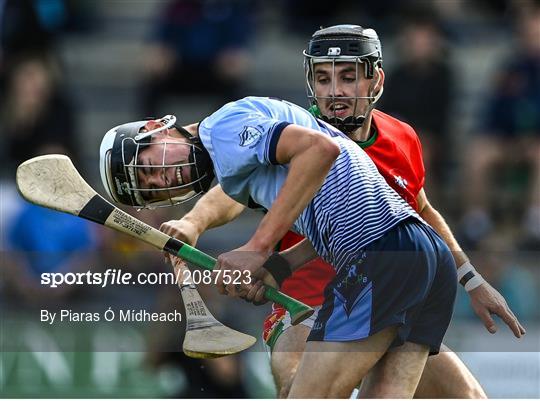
[307,218,457,354]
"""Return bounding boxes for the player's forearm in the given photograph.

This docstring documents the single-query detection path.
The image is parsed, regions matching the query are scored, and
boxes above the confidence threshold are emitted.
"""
[247,134,340,254]
[420,203,469,267]
[279,238,318,271]
[183,184,245,233]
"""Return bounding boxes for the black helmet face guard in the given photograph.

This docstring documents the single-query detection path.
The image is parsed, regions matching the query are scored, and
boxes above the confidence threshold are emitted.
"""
[100,115,214,209]
[305,56,383,133]
[304,25,383,133]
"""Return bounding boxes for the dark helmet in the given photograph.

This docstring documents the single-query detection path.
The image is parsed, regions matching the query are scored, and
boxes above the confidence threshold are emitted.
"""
[99,115,214,208]
[304,24,384,133]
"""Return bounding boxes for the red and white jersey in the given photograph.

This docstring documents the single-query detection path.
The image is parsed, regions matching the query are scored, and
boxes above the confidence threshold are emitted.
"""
[277,109,425,307]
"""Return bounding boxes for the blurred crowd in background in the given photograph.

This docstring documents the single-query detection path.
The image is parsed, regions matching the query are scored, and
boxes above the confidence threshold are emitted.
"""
[1,0,539,398]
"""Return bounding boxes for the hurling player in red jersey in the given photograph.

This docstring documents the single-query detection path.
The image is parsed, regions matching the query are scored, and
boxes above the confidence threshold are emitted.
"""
[160,25,524,398]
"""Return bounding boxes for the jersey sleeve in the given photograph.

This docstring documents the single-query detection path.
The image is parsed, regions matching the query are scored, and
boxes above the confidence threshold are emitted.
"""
[200,108,291,179]
[411,130,426,190]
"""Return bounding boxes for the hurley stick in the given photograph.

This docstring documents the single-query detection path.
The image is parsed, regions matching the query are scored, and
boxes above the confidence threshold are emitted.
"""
[16,155,314,326]
[16,154,257,358]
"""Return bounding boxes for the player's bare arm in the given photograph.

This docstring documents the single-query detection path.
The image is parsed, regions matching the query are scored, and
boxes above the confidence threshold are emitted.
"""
[215,124,340,296]
[416,188,525,338]
[279,238,318,270]
[416,188,468,266]
[160,184,246,268]
[246,125,340,253]
[160,184,246,243]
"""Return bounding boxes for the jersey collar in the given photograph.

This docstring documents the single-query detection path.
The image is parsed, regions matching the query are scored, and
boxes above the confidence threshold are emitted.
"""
[356,124,378,149]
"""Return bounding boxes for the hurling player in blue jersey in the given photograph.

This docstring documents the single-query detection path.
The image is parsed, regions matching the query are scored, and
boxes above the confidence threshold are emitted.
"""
[100,96,458,397]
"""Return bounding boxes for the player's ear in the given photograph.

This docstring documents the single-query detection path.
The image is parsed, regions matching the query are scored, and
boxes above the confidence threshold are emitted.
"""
[374,67,385,93]
[143,120,163,132]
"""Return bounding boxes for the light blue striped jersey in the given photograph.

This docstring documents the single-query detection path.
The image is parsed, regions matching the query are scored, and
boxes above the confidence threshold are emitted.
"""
[199,97,419,271]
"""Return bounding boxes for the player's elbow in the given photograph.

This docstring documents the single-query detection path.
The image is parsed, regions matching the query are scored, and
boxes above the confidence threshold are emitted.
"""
[326,140,341,161]
[313,135,340,165]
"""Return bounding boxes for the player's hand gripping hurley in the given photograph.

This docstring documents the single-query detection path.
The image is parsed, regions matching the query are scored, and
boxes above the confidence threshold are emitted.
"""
[16,155,314,326]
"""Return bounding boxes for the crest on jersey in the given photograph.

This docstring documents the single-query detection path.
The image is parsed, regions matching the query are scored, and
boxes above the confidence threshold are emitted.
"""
[393,175,408,189]
[239,126,263,147]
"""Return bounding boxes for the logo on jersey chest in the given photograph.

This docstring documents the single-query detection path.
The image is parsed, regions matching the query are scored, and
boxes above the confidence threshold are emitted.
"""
[239,126,263,148]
